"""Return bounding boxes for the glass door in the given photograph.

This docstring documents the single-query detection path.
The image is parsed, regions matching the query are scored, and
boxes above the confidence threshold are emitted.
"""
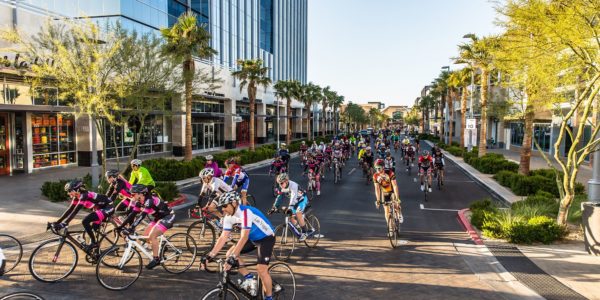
[0,113,10,175]
[204,123,215,150]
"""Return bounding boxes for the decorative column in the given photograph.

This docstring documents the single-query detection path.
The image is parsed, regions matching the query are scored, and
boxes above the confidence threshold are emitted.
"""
[278,105,287,143]
[256,102,267,144]
[224,98,236,149]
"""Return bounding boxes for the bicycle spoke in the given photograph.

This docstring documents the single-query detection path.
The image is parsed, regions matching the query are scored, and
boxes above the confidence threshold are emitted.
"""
[162,233,197,274]
[0,234,23,274]
[96,245,142,291]
[268,263,297,300]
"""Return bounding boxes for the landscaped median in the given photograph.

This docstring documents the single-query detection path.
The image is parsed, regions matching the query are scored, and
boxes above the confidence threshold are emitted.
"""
[427,138,586,245]
[40,137,332,206]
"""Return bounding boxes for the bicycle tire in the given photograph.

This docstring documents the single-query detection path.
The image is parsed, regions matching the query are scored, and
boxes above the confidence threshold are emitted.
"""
[186,220,216,256]
[29,238,78,283]
[268,262,297,300]
[0,292,45,300]
[273,224,295,262]
[0,234,23,274]
[438,171,442,190]
[96,246,142,291]
[303,215,321,248]
[201,287,240,300]
[272,180,279,197]
[387,212,399,248]
[161,233,197,274]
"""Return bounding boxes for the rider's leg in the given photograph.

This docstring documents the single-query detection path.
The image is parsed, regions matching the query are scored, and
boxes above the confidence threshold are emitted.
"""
[82,211,103,246]
[315,174,321,193]
[208,202,223,219]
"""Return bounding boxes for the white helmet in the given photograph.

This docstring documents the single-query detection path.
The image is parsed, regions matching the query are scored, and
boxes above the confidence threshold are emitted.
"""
[199,168,214,179]
[205,155,214,160]
[130,159,142,166]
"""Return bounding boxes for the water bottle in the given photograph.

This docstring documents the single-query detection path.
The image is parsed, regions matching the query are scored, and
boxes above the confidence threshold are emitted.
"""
[76,234,86,245]
[248,275,258,297]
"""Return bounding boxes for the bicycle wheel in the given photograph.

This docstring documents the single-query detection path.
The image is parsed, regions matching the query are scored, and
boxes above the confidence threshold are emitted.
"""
[96,246,142,291]
[97,226,121,254]
[437,171,442,190]
[161,233,197,274]
[424,181,428,202]
[334,167,339,184]
[273,224,295,261]
[28,238,78,283]
[272,180,279,197]
[303,215,321,248]
[0,234,23,274]
[268,262,297,300]
[202,287,240,300]
[0,292,45,300]
[387,212,399,248]
[186,220,216,256]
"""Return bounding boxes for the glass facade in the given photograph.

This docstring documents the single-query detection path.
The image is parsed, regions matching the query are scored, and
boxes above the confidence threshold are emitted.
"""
[259,0,273,53]
[510,123,524,146]
[533,124,551,152]
[104,115,172,159]
[31,113,76,168]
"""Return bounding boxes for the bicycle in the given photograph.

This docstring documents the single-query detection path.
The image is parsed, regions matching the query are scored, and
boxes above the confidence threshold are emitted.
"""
[0,234,23,276]
[377,193,402,248]
[405,154,414,176]
[305,170,318,199]
[332,157,342,184]
[28,222,120,283]
[0,292,45,300]
[419,167,432,202]
[201,257,296,300]
[268,207,321,262]
[435,165,443,190]
[362,162,374,185]
[96,230,197,290]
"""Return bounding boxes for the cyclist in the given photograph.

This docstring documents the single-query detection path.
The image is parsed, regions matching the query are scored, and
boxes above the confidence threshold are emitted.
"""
[269,155,287,175]
[278,143,290,169]
[204,155,224,178]
[202,191,276,300]
[324,142,333,161]
[299,141,309,166]
[105,170,140,218]
[414,136,421,152]
[224,157,251,205]
[119,184,175,270]
[373,159,403,225]
[360,147,375,178]
[129,159,156,192]
[52,180,114,252]
[418,150,434,193]
[272,173,313,241]
[377,144,387,159]
[304,154,322,196]
[383,150,396,173]
[433,147,446,185]
[405,143,416,170]
[315,149,326,179]
[198,168,233,226]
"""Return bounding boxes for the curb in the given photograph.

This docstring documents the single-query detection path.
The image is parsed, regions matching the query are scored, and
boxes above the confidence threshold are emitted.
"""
[457,208,484,245]
[167,194,187,208]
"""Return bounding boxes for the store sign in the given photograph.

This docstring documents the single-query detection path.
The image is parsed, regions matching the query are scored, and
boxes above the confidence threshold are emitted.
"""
[233,116,242,123]
[0,53,55,70]
[466,118,476,130]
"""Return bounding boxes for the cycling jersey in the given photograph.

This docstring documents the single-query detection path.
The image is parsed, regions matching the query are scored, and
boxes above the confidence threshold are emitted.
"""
[224,164,250,192]
[106,177,132,202]
[383,157,396,170]
[271,159,286,173]
[278,149,290,164]
[224,205,275,242]
[300,145,308,152]
[304,160,320,174]
[129,166,156,188]
[433,153,445,166]
[200,177,233,198]
[57,192,114,225]
[418,155,434,168]
[362,153,374,166]
[274,180,307,209]
[402,138,411,145]
[127,194,173,228]
[204,161,223,178]
[373,170,396,194]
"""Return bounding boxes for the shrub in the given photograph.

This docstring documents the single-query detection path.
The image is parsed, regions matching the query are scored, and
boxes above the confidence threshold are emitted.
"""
[469,198,499,229]
[568,194,587,224]
[446,146,464,157]
[575,182,586,195]
[494,170,517,187]
[508,216,566,244]
[481,211,505,239]
[41,179,70,202]
[154,182,179,203]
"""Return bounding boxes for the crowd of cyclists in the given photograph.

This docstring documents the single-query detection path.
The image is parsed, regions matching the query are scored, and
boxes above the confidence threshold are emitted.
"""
[40,125,450,297]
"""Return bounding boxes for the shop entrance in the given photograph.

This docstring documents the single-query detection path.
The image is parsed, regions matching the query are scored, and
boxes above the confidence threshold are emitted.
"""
[0,113,10,175]
[203,123,215,150]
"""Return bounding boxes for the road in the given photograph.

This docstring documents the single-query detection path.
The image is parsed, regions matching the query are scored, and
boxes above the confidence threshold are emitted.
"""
[1,137,515,299]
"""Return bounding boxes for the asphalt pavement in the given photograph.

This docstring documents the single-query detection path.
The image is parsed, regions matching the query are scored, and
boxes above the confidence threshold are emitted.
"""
[1,136,518,299]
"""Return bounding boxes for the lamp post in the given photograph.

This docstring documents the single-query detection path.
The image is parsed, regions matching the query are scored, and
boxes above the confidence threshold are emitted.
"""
[276,99,279,149]
[442,66,450,144]
[468,65,475,152]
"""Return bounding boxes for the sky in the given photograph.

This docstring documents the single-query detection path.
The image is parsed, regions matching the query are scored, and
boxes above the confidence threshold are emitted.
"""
[307,0,503,107]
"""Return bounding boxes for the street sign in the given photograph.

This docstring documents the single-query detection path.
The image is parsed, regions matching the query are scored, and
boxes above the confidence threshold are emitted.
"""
[233,116,242,123]
[466,118,476,130]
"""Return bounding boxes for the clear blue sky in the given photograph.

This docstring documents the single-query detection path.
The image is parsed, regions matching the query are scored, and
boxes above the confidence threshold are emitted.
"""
[307,0,502,107]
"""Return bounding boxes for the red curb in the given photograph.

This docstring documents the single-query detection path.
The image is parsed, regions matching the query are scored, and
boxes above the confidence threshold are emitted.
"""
[458,208,484,245]
[167,194,187,208]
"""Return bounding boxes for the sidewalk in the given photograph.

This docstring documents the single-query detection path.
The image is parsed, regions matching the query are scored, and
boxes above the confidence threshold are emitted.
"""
[0,141,294,239]
[433,141,600,300]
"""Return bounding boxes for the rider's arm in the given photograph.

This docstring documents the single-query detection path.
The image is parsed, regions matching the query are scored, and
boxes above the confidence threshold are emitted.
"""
[208,217,233,258]
[391,176,400,200]
[373,178,381,203]
[128,170,139,185]
[231,228,250,258]
[56,200,82,224]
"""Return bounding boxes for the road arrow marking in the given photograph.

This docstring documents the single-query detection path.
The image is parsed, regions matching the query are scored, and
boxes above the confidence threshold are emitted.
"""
[420,204,460,212]
[348,168,356,175]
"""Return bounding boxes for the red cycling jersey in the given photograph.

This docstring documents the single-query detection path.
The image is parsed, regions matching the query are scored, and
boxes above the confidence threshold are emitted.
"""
[418,155,433,168]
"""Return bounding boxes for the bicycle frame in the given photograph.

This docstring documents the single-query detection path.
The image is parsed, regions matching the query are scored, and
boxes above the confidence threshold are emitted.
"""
[118,234,172,268]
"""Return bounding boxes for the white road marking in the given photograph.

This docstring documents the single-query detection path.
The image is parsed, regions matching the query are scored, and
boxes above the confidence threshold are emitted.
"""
[419,204,460,212]
[348,168,356,175]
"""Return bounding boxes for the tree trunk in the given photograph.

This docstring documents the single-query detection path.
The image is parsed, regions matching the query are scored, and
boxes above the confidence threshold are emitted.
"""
[557,192,574,225]
[439,96,444,139]
[305,103,312,141]
[448,90,454,145]
[249,85,256,151]
[286,98,292,145]
[184,58,194,161]
[479,69,489,157]
[321,105,326,136]
[460,87,467,148]
[421,110,425,133]
[519,104,534,175]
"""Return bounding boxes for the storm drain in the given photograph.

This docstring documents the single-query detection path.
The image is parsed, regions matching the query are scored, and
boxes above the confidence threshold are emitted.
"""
[487,244,586,300]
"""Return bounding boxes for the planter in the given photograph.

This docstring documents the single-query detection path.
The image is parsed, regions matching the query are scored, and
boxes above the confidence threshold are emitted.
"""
[167,194,187,208]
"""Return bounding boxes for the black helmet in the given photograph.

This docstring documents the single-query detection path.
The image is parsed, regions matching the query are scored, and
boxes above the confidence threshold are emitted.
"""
[105,169,120,179]
[130,184,149,194]
[64,180,85,192]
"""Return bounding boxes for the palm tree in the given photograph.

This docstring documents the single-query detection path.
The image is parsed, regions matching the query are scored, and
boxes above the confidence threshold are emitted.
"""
[368,108,380,128]
[330,95,345,135]
[457,34,498,156]
[160,11,216,161]
[302,82,321,140]
[434,71,450,140]
[453,67,472,148]
[447,70,463,145]
[419,95,435,133]
[322,86,338,136]
[273,79,299,146]
[232,59,272,151]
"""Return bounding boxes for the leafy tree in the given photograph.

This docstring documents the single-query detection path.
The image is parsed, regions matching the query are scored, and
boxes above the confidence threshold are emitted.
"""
[231,59,271,151]
[457,33,500,157]
[433,71,450,139]
[160,11,216,160]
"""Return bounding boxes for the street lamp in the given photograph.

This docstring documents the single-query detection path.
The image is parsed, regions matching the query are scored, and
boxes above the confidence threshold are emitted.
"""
[441,66,450,144]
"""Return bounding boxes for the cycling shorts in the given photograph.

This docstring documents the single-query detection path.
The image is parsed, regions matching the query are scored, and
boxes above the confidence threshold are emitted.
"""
[240,235,275,265]
[149,213,175,233]
[92,207,115,225]
[419,166,432,175]
[435,163,444,170]
[290,196,309,214]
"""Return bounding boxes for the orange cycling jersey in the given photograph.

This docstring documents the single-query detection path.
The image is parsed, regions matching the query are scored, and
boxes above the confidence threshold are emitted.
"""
[373,171,396,194]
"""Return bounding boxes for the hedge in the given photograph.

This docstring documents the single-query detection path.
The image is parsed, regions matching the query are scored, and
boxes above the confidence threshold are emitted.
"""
[466,153,519,174]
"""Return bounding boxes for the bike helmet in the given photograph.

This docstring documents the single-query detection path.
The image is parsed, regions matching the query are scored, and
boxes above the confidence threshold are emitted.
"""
[130,159,142,166]
[64,180,85,192]
[130,184,148,194]
[276,173,289,183]
[301,141,306,145]
[423,150,429,156]
[225,157,237,165]
[386,151,391,157]
[280,143,287,149]
[217,191,241,208]
[375,159,385,167]
[105,169,120,179]
[205,155,214,160]
[199,168,215,179]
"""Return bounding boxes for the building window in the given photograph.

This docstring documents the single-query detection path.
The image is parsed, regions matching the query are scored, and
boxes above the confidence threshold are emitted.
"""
[104,115,172,159]
[259,0,273,53]
[168,0,187,27]
[533,124,551,153]
[31,113,76,168]
[510,122,524,146]
[191,0,210,28]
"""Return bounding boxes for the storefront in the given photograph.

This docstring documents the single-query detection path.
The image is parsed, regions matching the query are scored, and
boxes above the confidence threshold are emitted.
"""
[191,98,225,151]
[104,114,173,159]
[0,113,9,175]
[31,113,76,168]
